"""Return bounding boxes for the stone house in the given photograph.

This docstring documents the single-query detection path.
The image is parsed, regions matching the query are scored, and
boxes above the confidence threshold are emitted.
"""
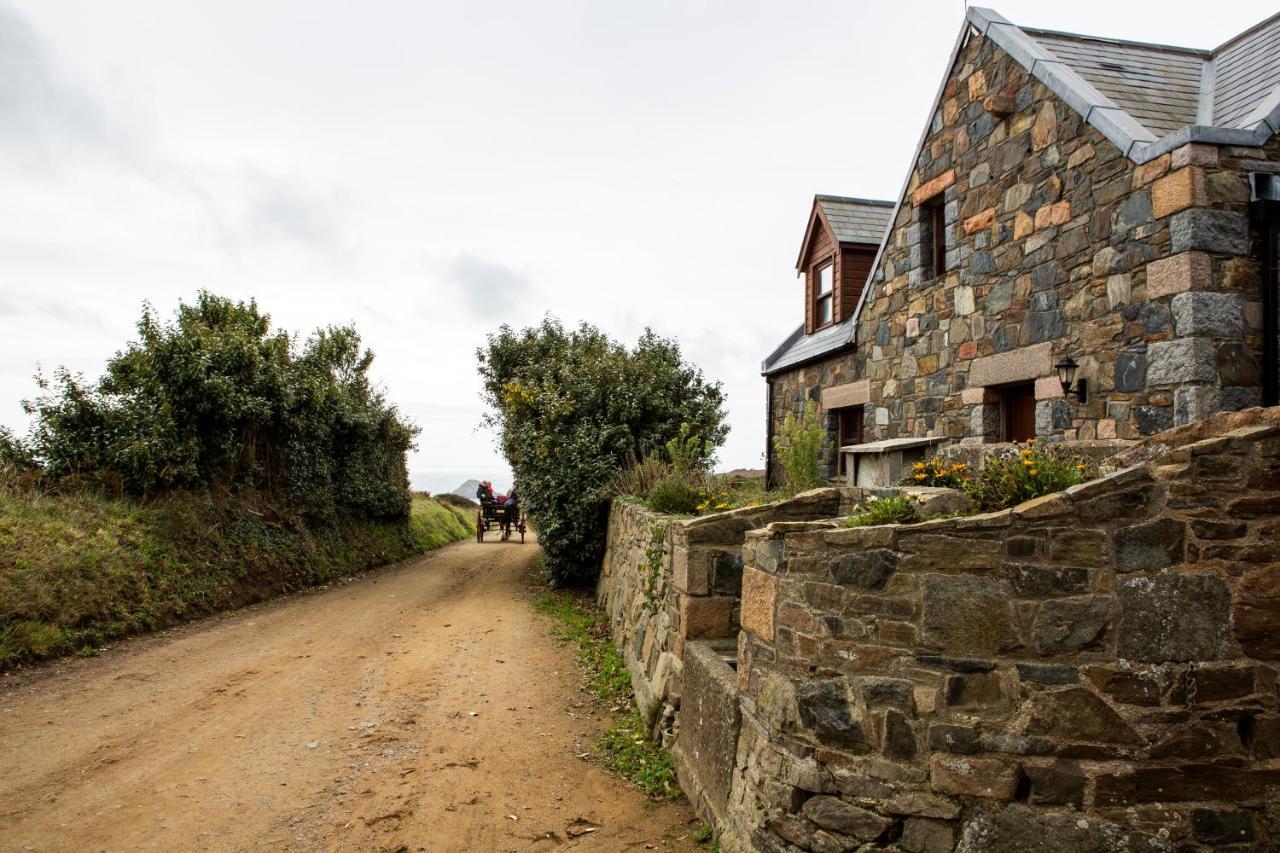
[763,7,1280,487]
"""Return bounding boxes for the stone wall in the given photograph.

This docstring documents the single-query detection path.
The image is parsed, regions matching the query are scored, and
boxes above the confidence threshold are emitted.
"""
[725,412,1280,851]
[766,30,1279,465]
[597,490,844,732]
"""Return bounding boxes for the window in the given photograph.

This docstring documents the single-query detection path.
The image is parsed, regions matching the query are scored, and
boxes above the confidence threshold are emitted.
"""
[922,196,947,279]
[837,408,864,476]
[999,382,1037,443]
[816,262,834,326]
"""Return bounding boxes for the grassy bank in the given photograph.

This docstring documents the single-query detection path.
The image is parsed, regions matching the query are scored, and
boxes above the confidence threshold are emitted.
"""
[530,587,680,801]
[0,487,474,669]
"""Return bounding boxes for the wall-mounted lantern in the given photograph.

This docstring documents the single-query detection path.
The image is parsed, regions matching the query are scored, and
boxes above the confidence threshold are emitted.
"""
[1055,355,1088,403]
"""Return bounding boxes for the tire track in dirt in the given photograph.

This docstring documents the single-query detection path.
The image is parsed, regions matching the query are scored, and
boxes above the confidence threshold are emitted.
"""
[0,537,699,852]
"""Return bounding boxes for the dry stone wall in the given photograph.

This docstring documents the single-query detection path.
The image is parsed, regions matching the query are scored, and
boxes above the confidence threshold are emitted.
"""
[727,413,1280,851]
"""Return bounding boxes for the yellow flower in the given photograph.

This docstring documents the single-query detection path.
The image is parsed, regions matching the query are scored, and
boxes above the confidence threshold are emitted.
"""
[1029,468,1038,477]
[915,473,927,480]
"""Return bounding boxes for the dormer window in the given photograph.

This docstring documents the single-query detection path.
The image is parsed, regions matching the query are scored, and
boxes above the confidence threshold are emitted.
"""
[816,263,834,327]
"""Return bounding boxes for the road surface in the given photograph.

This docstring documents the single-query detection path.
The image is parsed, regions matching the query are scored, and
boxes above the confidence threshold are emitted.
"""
[0,536,698,852]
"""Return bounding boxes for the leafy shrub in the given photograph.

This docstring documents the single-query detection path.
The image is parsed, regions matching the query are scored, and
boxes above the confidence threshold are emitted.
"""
[17,293,416,521]
[773,400,826,493]
[964,439,1091,511]
[665,422,712,478]
[479,318,726,585]
[647,478,704,515]
[0,427,37,474]
[845,494,919,527]
[902,457,971,488]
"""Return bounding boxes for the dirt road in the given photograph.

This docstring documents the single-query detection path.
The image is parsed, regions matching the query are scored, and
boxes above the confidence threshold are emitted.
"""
[0,537,698,852]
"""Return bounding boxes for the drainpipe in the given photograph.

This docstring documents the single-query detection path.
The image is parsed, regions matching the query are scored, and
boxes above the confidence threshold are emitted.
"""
[764,378,775,490]
[1250,173,1280,406]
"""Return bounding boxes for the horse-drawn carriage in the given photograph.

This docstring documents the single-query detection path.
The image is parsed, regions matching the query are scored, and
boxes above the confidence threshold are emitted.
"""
[475,483,526,543]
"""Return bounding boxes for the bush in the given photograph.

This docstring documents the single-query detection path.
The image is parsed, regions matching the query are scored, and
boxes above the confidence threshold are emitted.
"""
[964,439,1091,511]
[17,293,416,521]
[479,318,726,585]
[902,457,971,488]
[647,478,704,515]
[845,494,919,527]
[773,400,826,493]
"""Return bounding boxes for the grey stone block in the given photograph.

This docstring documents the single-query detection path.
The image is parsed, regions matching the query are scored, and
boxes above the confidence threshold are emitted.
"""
[1114,517,1185,572]
[1033,596,1113,654]
[1170,209,1249,255]
[1171,292,1243,337]
[1117,572,1231,662]
[1115,191,1152,232]
[1146,337,1218,385]
[1174,385,1222,426]
[1114,351,1147,392]
[1035,399,1070,433]
[1135,405,1174,435]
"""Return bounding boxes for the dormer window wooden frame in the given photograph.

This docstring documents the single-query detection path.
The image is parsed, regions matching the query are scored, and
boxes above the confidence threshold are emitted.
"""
[814,260,835,328]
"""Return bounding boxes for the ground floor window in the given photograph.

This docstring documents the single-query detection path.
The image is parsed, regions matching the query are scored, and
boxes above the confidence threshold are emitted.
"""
[999,382,1036,443]
[836,407,864,476]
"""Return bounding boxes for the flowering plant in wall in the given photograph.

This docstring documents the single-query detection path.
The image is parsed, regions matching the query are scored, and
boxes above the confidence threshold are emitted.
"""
[902,458,971,488]
[963,439,1092,511]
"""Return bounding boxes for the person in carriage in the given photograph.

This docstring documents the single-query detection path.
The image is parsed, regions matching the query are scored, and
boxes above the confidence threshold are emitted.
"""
[475,482,525,543]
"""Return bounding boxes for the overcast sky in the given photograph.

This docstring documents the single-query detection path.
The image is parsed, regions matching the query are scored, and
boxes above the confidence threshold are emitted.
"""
[2,1,1274,493]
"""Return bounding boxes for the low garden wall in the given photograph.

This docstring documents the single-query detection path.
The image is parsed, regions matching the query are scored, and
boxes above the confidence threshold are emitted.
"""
[596,489,844,734]
[728,417,1280,851]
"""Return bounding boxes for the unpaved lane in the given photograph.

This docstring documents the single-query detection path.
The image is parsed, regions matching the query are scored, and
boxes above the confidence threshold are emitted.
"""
[0,537,698,852]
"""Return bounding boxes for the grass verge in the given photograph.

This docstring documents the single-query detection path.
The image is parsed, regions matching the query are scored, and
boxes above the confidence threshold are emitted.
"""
[530,586,680,801]
[0,486,473,670]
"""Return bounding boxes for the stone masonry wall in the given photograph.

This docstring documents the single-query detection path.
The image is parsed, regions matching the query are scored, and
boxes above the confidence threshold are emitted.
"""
[726,409,1280,851]
[597,490,845,728]
[767,30,1278,466]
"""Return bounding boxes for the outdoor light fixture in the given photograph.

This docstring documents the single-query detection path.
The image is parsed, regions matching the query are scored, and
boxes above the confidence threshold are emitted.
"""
[1055,355,1087,403]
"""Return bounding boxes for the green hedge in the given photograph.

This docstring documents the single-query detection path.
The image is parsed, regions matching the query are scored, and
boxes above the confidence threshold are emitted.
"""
[0,487,472,669]
[479,318,726,585]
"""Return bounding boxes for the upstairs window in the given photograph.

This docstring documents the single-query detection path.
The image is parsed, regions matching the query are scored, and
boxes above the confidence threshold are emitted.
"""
[816,262,834,327]
[922,196,947,279]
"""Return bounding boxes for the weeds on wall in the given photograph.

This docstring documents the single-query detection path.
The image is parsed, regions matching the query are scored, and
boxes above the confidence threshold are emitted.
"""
[529,588,680,800]
[641,522,668,609]
[845,494,920,527]
[773,400,826,493]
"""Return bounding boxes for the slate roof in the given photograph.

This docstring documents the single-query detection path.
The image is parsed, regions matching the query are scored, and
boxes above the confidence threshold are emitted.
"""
[1023,30,1203,138]
[762,316,854,376]
[815,196,895,246]
[970,7,1280,160]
